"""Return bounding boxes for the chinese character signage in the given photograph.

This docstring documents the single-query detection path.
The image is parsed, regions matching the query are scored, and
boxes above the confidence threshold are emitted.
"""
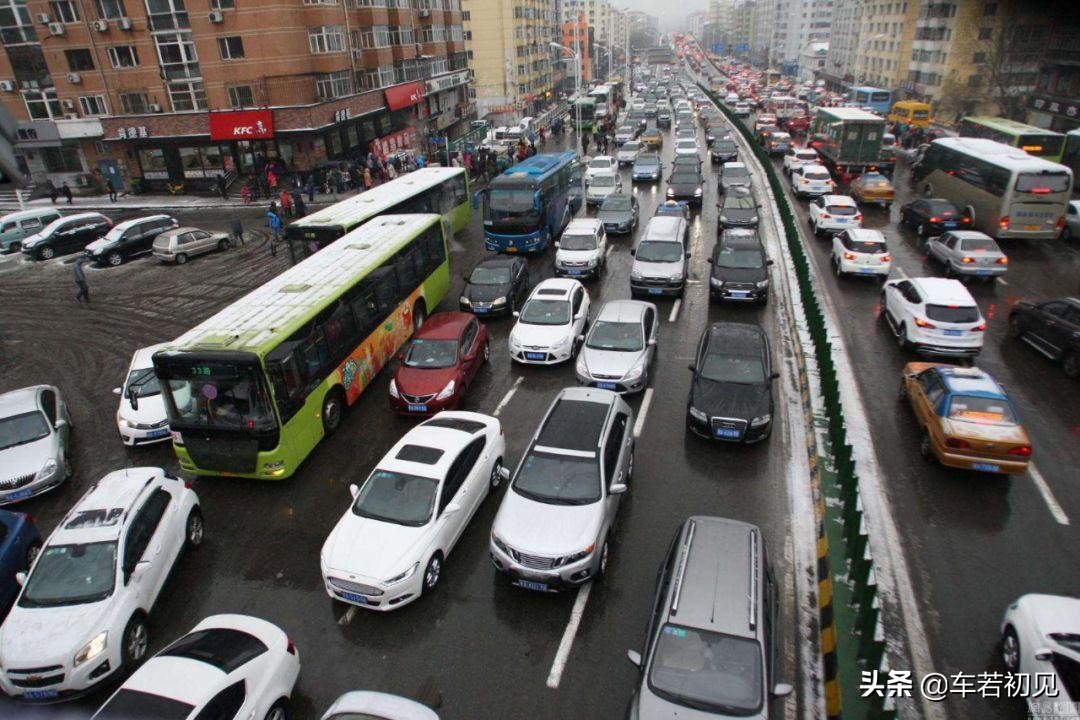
[208,109,274,141]
[370,129,418,157]
[384,82,425,111]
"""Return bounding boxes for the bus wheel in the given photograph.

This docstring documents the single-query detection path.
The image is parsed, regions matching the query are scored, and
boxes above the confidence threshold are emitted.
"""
[412,302,427,333]
[321,388,346,436]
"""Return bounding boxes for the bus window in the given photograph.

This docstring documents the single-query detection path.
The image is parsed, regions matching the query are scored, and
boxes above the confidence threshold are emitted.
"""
[1015,172,1071,194]
[321,300,359,361]
[347,283,379,338]
[267,354,305,423]
[370,265,400,316]
[394,246,420,290]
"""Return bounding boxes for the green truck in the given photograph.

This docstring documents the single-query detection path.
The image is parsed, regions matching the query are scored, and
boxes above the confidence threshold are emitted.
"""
[809,107,886,183]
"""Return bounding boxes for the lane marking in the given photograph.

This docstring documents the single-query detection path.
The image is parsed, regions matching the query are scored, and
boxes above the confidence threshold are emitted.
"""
[633,387,654,438]
[605,244,614,258]
[338,606,357,626]
[546,583,592,689]
[492,376,525,417]
[997,278,1008,286]
[668,298,682,322]
[1029,463,1070,525]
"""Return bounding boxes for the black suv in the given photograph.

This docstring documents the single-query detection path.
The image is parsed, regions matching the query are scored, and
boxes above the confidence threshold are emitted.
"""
[20,212,112,261]
[85,214,179,266]
[1009,297,1080,379]
[708,229,772,304]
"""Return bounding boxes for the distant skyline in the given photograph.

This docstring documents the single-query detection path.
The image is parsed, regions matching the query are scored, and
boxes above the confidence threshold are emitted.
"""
[610,3,704,31]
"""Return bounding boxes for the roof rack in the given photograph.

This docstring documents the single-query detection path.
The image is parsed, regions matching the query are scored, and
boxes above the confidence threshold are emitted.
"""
[748,529,759,631]
[670,519,696,616]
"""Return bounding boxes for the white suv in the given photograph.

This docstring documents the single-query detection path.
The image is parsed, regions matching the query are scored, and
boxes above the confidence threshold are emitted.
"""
[831,228,891,278]
[509,278,591,364]
[556,218,607,279]
[0,467,202,700]
[881,277,985,357]
[783,147,819,175]
[808,194,862,237]
[791,163,835,197]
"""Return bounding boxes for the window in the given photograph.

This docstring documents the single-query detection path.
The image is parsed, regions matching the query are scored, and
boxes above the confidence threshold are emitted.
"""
[967,74,983,88]
[602,412,628,485]
[308,25,345,54]
[107,45,139,68]
[209,0,233,7]
[360,25,390,49]
[982,2,997,15]
[315,70,352,99]
[95,0,127,18]
[973,52,986,64]
[65,48,94,72]
[217,36,244,60]
[303,0,338,3]
[50,0,79,22]
[119,92,149,113]
[23,89,62,120]
[79,95,108,115]
[192,680,246,720]
[978,27,992,40]
[155,32,200,79]
[145,0,189,31]
[227,84,253,108]
[168,80,207,111]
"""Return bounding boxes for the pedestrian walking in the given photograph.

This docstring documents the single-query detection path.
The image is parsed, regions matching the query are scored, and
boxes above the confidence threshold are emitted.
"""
[582,134,590,156]
[306,174,315,202]
[267,210,282,256]
[241,184,251,205]
[50,183,59,204]
[217,173,228,199]
[231,214,245,246]
[106,178,117,202]
[363,167,373,191]
[267,169,278,193]
[387,162,398,180]
[416,153,426,169]
[294,193,306,218]
[61,182,73,204]
[73,256,90,304]
[279,189,293,218]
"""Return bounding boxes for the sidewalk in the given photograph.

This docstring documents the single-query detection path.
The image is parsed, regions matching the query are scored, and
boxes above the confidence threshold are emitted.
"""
[0,189,363,213]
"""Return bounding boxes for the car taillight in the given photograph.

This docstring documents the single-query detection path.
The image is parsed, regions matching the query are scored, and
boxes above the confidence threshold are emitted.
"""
[1057,216,1066,231]
[929,216,940,223]
[961,216,971,224]
[183,481,193,490]
[999,216,1010,230]
[973,322,986,331]
[842,251,856,260]
[945,438,970,450]
[820,212,831,220]
[961,256,974,264]
[914,317,936,328]
[286,637,297,655]
[855,213,863,222]
[801,178,809,184]
[997,256,1008,265]
[21,513,32,524]
[1009,445,1032,457]
[882,254,891,262]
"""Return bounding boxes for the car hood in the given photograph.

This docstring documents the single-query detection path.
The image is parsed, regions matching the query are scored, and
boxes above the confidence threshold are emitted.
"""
[722,179,752,190]
[1023,595,1080,640]
[0,435,56,480]
[712,264,767,284]
[0,599,111,665]
[633,166,660,175]
[617,151,638,160]
[721,208,759,221]
[395,365,457,396]
[633,259,681,278]
[690,377,770,421]
[557,249,600,263]
[587,185,618,197]
[636,690,749,720]
[118,392,168,426]
[493,488,602,556]
[598,210,632,225]
[85,237,118,253]
[20,232,45,248]
[321,511,430,581]
[463,282,511,303]
[669,179,702,192]
[511,321,573,348]
[581,347,643,378]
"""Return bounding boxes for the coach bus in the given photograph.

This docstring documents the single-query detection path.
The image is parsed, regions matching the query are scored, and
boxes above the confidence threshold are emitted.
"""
[589,85,613,118]
[571,97,597,131]
[474,150,581,253]
[1061,129,1080,192]
[152,214,450,479]
[283,167,469,263]
[913,137,1072,240]
[957,117,1065,162]
[851,86,892,115]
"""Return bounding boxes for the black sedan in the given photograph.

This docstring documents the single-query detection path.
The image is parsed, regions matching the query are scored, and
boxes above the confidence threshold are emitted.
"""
[686,322,777,442]
[899,198,972,237]
[708,229,772,304]
[666,166,705,207]
[1008,297,1080,379]
[598,194,640,235]
[718,187,760,229]
[710,138,738,164]
[459,255,530,316]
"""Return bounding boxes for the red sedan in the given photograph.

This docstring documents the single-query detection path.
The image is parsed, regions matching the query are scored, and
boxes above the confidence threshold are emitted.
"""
[389,312,489,415]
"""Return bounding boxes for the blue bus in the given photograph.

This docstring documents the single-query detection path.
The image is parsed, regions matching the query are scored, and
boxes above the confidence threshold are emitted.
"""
[474,151,582,253]
[851,86,892,115]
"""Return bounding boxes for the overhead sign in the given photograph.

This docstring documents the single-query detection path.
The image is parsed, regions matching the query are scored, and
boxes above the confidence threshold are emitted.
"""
[735,43,750,53]
[384,81,425,111]
[425,70,471,95]
[712,43,725,54]
[209,109,274,140]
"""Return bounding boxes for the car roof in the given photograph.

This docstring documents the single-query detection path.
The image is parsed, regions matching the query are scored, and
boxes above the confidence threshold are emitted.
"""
[55,468,166,543]
[910,277,976,305]
[943,230,994,241]
[706,322,765,356]
[643,215,685,240]
[565,218,602,232]
[932,366,1006,399]
[161,227,209,236]
[0,208,61,221]
[57,212,109,223]
[721,229,763,247]
[589,155,614,163]
[531,277,579,297]
[381,412,495,479]
[535,387,616,454]
[476,255,519,269]
[414,311,472,340]
[845,228,886,242]
[0,385,45,416]
[723,161,746,169]
[596,299,651,323]
[112,214,173,231]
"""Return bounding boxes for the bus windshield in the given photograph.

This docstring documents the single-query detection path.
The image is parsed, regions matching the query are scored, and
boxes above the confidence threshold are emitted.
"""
[1015,172,1071,194]
[155,356,277,431]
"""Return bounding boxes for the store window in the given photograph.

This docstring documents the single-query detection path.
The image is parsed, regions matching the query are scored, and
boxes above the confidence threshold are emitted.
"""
[42,146,83,172]
[65,49,95,72]
[139,148,168,178]
[179,146,227,177]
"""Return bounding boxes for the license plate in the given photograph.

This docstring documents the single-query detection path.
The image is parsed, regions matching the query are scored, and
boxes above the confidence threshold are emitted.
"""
[972,462,1000,473]
[407,404,428,413]
[1024,225,1039,231]
[714,427,741,439]
[506,247,518,253]
[473,307,488,314]
[859,268,875,274]
[835,218,848,223]
[147,428,170,438]
[944,329,962,336]
[597,382,617,390]
[525,352,546,360]
[340,591,369,604]
[7,488,32,501]
[23,690,59,700]
[517,579,549,592]
[568,269,582,276]
[942,221,957,228]
[731,291,749,297]
[648,288,662,295]
[975,269,991,275]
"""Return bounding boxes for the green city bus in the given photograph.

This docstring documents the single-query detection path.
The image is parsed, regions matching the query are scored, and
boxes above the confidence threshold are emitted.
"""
[958,117,1065,162]
[153,214,451,479]
[284,166,470,264]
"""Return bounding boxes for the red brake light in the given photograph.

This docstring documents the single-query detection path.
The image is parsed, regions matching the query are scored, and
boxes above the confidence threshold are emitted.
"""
[999,216,1010,230]
[961,256,974,264]
[929,216,940,223]
[997,256,1008,265]
[1057,216,1066,231]
[914,317,936,328]
[1008,445,1032,457]
[973,322,987,331]
[945,437,970,450]
[1030,187,1050,194]
[820,213,831,220]
[183,481,193,490]
[843,251,856,260]
[882,254,892,262]
[855,213,863,222]
[286,637,297,655]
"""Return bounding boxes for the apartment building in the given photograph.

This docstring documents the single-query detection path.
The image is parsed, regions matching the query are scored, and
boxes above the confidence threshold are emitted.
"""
[851,0,918,91]
[464,0,557,117]
[1027,25,1080,132]
[0,0,469,193]
[559,11,591,85]
[822,0,860,88]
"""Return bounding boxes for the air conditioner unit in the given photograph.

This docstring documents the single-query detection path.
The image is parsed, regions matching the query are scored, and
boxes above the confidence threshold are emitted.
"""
[117,16,133,30]
[0,80,15,92]
[415,43,423,54]
[93,19,109,32]
[36,12,50,23]
[62,99,75,110]
[48,22,65,36]
[148,103,163,112]
[208,10,223,23]
[67,72,82,84]
[419,8,430,17]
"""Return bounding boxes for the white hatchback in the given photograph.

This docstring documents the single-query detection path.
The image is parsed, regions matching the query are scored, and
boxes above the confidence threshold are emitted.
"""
[791,163,835,197]
[114,343,178,446]
[509,278,591,364]
[831,228,891,278]
[881,277,985,357]
[585,155,615,183]
[808,194,862,237]
[616,141,642,165]
[783,147,819,175]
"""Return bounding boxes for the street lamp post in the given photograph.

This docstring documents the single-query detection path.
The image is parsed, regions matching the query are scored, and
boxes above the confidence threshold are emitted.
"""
[551,42,582,146]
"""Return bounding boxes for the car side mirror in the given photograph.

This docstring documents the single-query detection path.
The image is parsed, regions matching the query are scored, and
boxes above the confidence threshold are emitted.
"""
[648,337,657,346]
[1034,648,1053,662]
[512,310,520,318]
[577,334,585,342]
[629,248,635,256]
[462,275,471,283]
[688,363,696,372]
[15,572,26,586]
[112,387,122,395]
[609,482,628,495]
[771,372,780,380]
[772,683,794,697]
[627,649,642,667]
[767,259,774,265]
[349,483,359,498]
[554,241,561,248]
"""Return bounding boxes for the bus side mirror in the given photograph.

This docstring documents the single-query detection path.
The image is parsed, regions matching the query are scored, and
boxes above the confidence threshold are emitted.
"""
[533,190,541,211]
[471,189,485,210]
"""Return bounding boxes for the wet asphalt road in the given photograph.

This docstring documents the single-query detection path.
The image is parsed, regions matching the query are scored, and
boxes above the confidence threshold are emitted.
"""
[0,122,803,719]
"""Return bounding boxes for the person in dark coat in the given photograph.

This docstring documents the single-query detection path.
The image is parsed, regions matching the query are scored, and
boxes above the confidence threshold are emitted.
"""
[306,174,315,202]
[217,173,228,199]
[106,178,117,202]
[73,256,90,303]
[231,214,244,246]
[61,182,73,204]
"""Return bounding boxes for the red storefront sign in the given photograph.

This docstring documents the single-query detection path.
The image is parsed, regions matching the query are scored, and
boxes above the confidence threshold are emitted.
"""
[384,82,425,111]
[370,129,418,157]
[208,109,275,141]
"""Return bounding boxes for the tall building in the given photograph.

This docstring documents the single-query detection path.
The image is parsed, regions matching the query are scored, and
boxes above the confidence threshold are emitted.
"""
[1027,24,1080,132]
[465,0,558,117]
[0,0,470,193]
[850,0,918,92]
[822,0,861,89]
[560,12,591,86]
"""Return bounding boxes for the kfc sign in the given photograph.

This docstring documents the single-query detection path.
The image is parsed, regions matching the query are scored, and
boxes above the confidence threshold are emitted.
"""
[384,81,425,111]
[209,109,275,141]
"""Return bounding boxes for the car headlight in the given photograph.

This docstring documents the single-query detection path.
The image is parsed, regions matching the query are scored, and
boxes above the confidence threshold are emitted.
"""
[553,335,572,351]
[459,295,471,306]
[750,414,772,427]
[689,406,708,422]
[36,458,58,480]
[389,378,400,399]
[631,269,643,281]
[756,279,769,289]
[491,533,510,554]
[384,562,419,585]
[694,187,703,195]
[587,257,598,267]
[667,188,675,196]
[720,215,729,223]
[669,273,684,282]
[73,631,107,668]
[508,333,522,349]
[576,352,588,375]
[492,296,507,306]
[435,379,456,400]
[710,277,723,287]
[624,362,645,380]
[561,544,595,566]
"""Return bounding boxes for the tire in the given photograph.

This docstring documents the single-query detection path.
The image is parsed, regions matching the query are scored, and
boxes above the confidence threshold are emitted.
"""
[1063,226,1073,241]
[107,251,123,267]
[422,553,443,595]
[38,245,55,260]
[919,429,935,464]
[916,224,925,238]
[264,701,289,720]
[1001,627,1021,672]
[185,507,204,550]
[218,238,231,251]
[897,378,908,401]
[1008,316,1024,339]
[483,339,491,363]
[175,253,188,265]
[26,541,42,570]
[121,614,150,668]
[834,256,843,277]
[1063,351,1080,380]
[897,324,910,351]
[321,388,346,436]
[595,538,610,580]
[412,302,427,333]
[489,456,504,491]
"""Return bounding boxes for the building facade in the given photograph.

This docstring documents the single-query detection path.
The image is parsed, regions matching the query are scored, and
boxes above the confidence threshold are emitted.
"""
[1027,25,1080,132]
[850,0,918,92]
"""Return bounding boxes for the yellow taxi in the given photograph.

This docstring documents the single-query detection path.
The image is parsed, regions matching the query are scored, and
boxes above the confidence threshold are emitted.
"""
[640,126,663,150]
[900,363,1031,475]
[849,172,895,207]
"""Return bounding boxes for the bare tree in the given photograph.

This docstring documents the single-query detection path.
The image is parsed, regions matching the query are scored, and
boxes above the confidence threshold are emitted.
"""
[970,4,1052,120]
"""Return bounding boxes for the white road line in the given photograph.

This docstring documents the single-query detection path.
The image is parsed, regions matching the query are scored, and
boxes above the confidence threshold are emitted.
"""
[668,298,682,322]
[337,606,357,626]
[492,376,525,417]
[1029,463,1070,525]
[633,387,654,438]
[605,244,614,257]
[997,278,1008,286]
[546,583,592,689]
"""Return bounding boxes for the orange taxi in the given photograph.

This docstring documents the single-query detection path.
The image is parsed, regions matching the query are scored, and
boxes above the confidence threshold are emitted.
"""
[849,172,895,208]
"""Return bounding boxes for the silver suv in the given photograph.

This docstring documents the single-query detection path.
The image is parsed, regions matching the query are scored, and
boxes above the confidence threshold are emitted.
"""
[626,516,792,718]
[490,387,634,591]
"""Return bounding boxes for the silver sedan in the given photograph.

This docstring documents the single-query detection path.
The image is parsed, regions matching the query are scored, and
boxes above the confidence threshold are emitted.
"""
[0,385,72,504]
[575,300,659,393]
[925,230,1008,280]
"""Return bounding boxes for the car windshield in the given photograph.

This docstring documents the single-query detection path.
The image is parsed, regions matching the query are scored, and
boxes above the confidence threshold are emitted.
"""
[589,158,612,170]
[561,232,597,251]
[959,238,997,252]
[1015,172,1070,194]
[700,352,765,384]
[636,241,683,263]
[488,187,536,213]
[601,196,632,212]
[404,338,458,369]
[470,265,511,285]
[352,469,438,526]
[926,201,958,215]
[618,126,634,134]
[125,367,184,399]
[94,689,196,720]
[946,395,1017,425]
[716,245,764,269]
[622,142,641,152]
[925,304,980,323]
[648,625,764,715]
[825,204,858,216]
[20,542,117,607]
[155,356,277,432]
[716,142,736,151]
[512,451,600,505]
[591,175,616,187]
[724,167,750,180]
[0,410,50,450]
[587,320,644,351]
[723,195,756,211]
[637,156,660,167]
[804,170,831,180]
[520,298,571,325]
[671,171,700,184]
[797,151,817,161]
[843,238,888,254]
[860,174,890,185]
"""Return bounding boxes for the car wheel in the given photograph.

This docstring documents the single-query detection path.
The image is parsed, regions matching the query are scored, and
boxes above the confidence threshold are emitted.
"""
[916,223,925,238]
[595,538,610,580]
[1063,226,1073,241]
[321,388,346,436]
[919,429,935,463]
[897,324,910,351]
[122,614,150,667]
[897,378,908,401]
[218,238,231,251]
[106,251,123,267]
[185,507,204,550]
[422,553,443,595]
[1008,316,1024,338]
[834,256,843,277]
[412,302,427,333]
[264,701,289,720]
[1063,351,1080,380]
[38,245,55,260]
[26,541,42,569]
[489,456,504,491]
[175,253,188,265]
[483,339,491,363]
[1001,627,1021,672]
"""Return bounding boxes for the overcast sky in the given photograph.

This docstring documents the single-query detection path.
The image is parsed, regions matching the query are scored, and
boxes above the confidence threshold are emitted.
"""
[612,3,703,31]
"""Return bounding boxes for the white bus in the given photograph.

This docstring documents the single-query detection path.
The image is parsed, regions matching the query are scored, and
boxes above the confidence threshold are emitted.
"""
[913,137,1072,240]
[589,85,613,119]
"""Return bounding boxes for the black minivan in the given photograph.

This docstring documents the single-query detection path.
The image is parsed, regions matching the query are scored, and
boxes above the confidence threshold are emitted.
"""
[84,214,179,266]
[708,229,773,304]
[20,212,112,260]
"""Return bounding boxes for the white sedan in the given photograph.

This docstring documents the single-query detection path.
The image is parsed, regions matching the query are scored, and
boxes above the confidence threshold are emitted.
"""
[92,615,300,720]
[1001,594,1080,719]
[323,691,439,720]
[584,155,615,183]
[114,342,178,446]
[673,138,701,160]
[509,278,591,365]
[320,412,507,611]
